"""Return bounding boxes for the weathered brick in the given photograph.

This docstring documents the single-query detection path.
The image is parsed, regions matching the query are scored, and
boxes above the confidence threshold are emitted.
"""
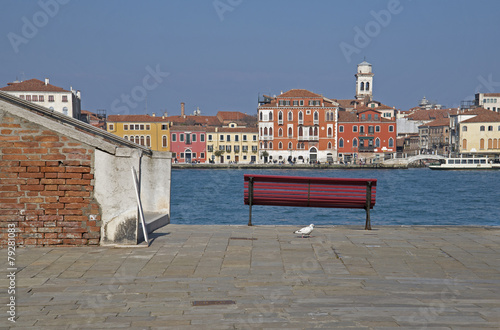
[39,215,62,221]
[14,141,39,148]
[41,167,65,173]
[58,185,82,191]
[66,179,91,185]
[59,197,84,203]
[40,142,64,148]
[34,135,59,142]
[62,148,88,154]
[27,166,40,173]
[0,203,25,209]
[4,166,27,173]
[59,209,83,215]
[65,191,90,197]
[44,185,59,191]
[21,233,43,238]
[2,154,28,160]
[41,154,67,160]
[65,166,91,173]
[41,203,65,209]
[44,173,58,179]
[38,227,62,233]
[88,239,99,245]
[41,179,66,185]
[21,160,45,167]
[64,203,89,209]
[26,179,40,185]
[22,148,48,154]
[63,238,87,245]
[58,173,81,179]
[20,185,44,191]
[39,191,65,197]
[0,136,20,141]
[19,197,44,203]
[39,238,63,245]
[43,233,58,239]
[22,238,38,245]
[57,221,82,227]
[19,172,44,179]
[0,192,23,198]
[20,221,44,227]
[59,232,82,239]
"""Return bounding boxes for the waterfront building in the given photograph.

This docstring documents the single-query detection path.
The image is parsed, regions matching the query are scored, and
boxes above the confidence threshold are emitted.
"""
[170,126,207,163]
[80,110,107,130]
[418,117,451,155]
[0,78,81,119]
[454,107,500,156]
[206,123,259,164]
[475,92,500,113]
[257,89,339,164]
[107,114,170,152]
[337,109,397,163]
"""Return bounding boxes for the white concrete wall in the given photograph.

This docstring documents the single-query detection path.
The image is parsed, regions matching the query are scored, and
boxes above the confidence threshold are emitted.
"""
[95,148,172,245]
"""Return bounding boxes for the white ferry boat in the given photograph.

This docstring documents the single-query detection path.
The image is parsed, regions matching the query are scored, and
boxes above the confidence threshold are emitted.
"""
[429,156,500,170]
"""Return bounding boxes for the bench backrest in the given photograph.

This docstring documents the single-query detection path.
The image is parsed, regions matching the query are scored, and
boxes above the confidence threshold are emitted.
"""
[244,174,377,209]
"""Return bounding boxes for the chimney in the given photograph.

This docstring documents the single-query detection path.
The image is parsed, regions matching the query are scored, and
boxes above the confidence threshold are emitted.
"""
[181,102,185,117]
[45,78,49,86]
[152,112,156,117]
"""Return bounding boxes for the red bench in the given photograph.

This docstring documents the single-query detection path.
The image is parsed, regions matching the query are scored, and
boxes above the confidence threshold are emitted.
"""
[244,174,377,230]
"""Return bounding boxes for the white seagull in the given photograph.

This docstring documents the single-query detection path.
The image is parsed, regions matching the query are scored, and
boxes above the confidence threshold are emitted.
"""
[294,224,314,238]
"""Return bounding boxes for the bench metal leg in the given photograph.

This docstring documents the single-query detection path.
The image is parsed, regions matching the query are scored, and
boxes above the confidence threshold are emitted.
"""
[365,207,371,230]
[248,204,253,226]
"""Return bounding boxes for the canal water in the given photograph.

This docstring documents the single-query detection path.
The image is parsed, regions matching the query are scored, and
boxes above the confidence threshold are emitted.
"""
[171,168,500,227]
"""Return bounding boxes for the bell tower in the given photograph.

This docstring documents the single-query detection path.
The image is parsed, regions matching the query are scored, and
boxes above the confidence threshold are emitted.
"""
[355,60,374,101]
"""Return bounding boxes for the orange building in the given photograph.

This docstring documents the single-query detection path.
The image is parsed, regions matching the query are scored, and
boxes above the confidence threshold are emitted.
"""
[337,109,397,163]
[258,89,338,164]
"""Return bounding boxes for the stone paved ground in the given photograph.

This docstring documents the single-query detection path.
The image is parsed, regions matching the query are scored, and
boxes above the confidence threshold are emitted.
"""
[1,225,500,329]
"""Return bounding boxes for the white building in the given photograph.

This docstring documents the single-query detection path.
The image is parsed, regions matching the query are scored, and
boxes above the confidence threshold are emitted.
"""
[355,60,374,101]
[475,93,500,113]
[0,78,81,119]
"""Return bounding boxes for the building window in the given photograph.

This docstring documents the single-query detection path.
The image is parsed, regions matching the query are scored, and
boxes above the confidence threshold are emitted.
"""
[278,111,283,124]
[63,107,68,116]
[208,134,213,141]
[480,138,485,149]
[124,124,128,130]
[139,124,144,130]
[220,135,224,141]
[162,135,168,147]
[361,114,365,120]
[389,138,394,148]
[242,135,247,141]
[146,124,150,130]
[146,136,151,147]
[172,134,177,142]
[278,142,283,149]
[375,138,380,147]
[288,127,293,137]
[32,95,38,102]
[62,95,68,102]
[124,135,128,140]
[339,125,344,133]
[293,101,298,106]
[235,135,239,142]
[288,111,293,121]
[161,124,168,130]
[327,127,332,137]
[226,135,231,142]
[480,126,485,131]
[488,126,493,131]
[353,138,358,147]
[368,126,374,134]
[462,126,467,132]
[269,111,273,121]
[299,100,304,106]
[253,135,257,141]
[313,111,319,124]
[201,134,205,142]
[488,139,493,149]
[226,145,231,152]
[376,125,380,132]
[192,134,197,142]
[39,95,44,102]
[462,139,467,149]
[327,142,332,149]
[339,138,344,148]
[288,142,292,149]
[260,111,263,120]
[360,126,365,133]
[26,95,31,101]
[48,95,54,102]
[180,134,185,142]
[278,128,283,137]
[353,126,358,132]
[298,111,303,124]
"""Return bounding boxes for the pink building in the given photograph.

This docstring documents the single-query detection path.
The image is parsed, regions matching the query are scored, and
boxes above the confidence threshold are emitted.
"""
[170,126,207,163]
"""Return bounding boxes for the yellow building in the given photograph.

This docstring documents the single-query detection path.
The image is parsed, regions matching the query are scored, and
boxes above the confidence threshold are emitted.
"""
[459,108,500,155]
[206,123,259,164]
[106,115,170,152]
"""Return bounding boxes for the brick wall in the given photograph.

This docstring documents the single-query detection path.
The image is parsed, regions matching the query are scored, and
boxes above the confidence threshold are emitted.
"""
[0,112,101,246]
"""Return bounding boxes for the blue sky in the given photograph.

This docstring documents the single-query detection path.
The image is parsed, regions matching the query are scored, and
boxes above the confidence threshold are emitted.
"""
[2,0,499,116]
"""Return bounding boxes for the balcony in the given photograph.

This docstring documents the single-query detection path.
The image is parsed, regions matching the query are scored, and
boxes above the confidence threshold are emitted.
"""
[298,136,319,141]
